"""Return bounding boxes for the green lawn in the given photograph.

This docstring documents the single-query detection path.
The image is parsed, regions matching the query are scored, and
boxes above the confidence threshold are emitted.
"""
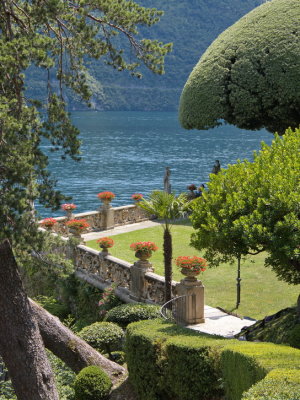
[86,221,300,320]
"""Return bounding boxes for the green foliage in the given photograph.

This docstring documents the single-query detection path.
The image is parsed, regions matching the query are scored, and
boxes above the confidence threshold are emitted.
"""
[33,295,70,320]
[179,0,300,134]
[79,322,124,357]
[98,284,123,318]
[242,369,300,400]
[126,319,300,400]
[104,303,161,327]
[74,366,112,400]
[190,128,300,285]
[221,342,300,400]
[0,0,171,254]
[0,351,76,400]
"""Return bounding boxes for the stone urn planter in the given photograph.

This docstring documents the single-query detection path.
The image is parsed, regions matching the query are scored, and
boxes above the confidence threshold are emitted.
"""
[180,268,201,281]
[66,219,90,242]
[135,249,152,261]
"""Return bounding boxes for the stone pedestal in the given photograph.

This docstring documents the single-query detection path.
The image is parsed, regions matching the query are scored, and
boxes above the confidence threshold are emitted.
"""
[176,278,205,325]
[130,260,153,302]
[101,204,114,230]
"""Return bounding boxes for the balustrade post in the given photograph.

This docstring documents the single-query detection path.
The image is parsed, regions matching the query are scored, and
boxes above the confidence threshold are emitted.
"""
[130,260,153,302]
[100,204,115,230]
[176,278,205,324]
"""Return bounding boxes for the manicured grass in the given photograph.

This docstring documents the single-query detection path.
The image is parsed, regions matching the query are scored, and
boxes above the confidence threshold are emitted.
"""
[86,221,300,320]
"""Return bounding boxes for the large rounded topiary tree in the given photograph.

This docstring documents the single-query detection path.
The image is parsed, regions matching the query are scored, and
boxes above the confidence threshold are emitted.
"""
[179,0,300,134]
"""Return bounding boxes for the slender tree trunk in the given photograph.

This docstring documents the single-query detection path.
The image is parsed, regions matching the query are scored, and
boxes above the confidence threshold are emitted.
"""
[0,240,59,400]
[163,227,173,303]
[29,299,126,385]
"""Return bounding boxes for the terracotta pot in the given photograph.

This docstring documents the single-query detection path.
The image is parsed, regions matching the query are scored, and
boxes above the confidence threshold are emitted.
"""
[135,250,152,261]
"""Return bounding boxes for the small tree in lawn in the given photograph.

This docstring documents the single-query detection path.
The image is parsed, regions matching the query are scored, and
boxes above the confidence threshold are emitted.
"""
[138,191,188,303]
[190,128,300,312]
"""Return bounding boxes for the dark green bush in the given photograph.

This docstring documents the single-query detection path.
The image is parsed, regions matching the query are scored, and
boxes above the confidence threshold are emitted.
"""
[104,303,161,327]
[287,324,300,349]
[79,322,124,357]
[242,368,300,400]
[221,342,300,400]
[74,366,112,400]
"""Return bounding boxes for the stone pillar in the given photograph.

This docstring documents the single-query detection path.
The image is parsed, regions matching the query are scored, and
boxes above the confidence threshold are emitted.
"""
[130,260,153,302]
[176,278,205,325]
[101,204,114,230]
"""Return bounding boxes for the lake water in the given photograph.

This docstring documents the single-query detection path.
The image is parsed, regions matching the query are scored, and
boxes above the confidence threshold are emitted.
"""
[41,111,273,217]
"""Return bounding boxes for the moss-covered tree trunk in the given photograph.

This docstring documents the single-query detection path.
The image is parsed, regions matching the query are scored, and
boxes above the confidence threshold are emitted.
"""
[0,240,58,400]
[163,227,173,303]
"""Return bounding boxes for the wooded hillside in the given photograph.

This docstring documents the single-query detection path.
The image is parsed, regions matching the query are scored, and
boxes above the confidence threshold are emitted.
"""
[26,0,263,111]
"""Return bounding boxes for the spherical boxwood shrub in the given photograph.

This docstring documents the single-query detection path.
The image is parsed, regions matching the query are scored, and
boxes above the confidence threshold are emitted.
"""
[104,303,161,328]
[78,322,124,357]
[74,366,112,400]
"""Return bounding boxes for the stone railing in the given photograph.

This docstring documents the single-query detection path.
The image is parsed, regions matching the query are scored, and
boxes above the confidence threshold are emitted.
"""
[74,244,178,305]
[44,204,153,236]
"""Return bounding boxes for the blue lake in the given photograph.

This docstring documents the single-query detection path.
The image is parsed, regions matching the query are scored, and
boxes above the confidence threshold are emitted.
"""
[41,111,273,217]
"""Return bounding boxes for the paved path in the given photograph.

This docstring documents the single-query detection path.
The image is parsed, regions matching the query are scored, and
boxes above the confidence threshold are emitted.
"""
[188,306,256,338]
[82,220,162,241]
[83,220,257,337]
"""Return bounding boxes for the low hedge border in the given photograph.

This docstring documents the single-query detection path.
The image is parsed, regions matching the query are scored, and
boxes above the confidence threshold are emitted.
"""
[242,368,300,400]
[126,319,300,400]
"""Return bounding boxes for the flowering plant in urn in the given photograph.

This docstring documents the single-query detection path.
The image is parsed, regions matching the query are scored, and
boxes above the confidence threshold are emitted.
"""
[97,237,114,253]
[130,241,158,261]
[176,256,207,278]
[40,218,57,230]
[131,193,143,202]
[97,191,115,203]
[61,203,77,211]
[66,219,90,233]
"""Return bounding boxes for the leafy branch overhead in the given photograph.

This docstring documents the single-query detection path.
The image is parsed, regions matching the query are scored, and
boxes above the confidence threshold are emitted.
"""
[0,0,171,248]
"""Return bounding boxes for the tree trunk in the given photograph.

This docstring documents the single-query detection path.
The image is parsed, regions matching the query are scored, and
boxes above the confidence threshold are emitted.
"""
[29,299,126,385]
[163,227,173,303]
[297,294,300,322]
[0,240,59,400]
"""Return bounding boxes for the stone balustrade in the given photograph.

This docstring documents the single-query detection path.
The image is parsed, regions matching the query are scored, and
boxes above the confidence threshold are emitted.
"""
[42,204,153,236]
[74,244,178,305]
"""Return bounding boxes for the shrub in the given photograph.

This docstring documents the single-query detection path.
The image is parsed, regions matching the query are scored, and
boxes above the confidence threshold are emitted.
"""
[78,322,124,357]
[221,342,300,400]
[164,336,226,400]
[242,368,300,400]
[287,324,300,349]
[98,285,123,318]
[126,319,226,400]
[104,303,161,328]
[74,366,112,400]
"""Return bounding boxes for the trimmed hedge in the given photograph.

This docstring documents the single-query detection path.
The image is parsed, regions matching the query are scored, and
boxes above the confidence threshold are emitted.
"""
[242,368,300,400]
[221,342,300,400]
[74,366,112,400]
[78,322,124,357]
[126,319,300,400]
[126,319,228,400]
[104,303,161,328]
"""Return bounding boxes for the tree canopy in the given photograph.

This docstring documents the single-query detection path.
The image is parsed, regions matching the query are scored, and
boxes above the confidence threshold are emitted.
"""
[190,128,300,285]
[0,0,171,251]
[179,0,300,134]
